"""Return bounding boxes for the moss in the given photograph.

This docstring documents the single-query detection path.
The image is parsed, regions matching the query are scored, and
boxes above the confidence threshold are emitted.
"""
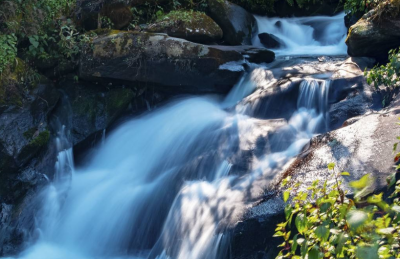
[105,88,134,122]
[17,130,50,164]
[23,127,37,140]
[0,58,45,107]
[29,130,50,148]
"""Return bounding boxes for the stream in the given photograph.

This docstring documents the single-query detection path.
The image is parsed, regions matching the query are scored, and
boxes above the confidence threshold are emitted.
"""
[4,12,348,259]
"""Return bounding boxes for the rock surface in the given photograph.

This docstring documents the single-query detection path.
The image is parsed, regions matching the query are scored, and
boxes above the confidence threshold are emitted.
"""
[230,56,384,259]
[147,11,223,44]
[207,0,256,45]
[346,9,400,60]
[258,33,283,49]
[79,30,250,93]
[0,61,59,199]
[53,80,134,147]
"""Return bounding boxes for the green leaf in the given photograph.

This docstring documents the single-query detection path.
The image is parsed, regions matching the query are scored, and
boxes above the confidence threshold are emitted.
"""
[308,247,320,259]
[29,37,39,48]
[367,193,382,204]
[300,239,308,258]
[327,162,335,170]
[341,172,350,176]
[347,210,368,231]
[291,234,298,254]
[283,190,290,203]
[376,227,395,235]
[355,245,379,259]
[315,225,330,242]
[284,205,293,221]
[295,213,307,234]
[349,173,371,189]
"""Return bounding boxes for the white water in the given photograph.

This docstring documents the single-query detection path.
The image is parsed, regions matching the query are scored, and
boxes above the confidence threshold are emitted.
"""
[254,13,347,56]
[3,13,344,259]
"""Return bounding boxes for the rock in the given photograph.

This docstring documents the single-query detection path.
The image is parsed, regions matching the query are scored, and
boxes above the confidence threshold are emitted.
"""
[258,33,283,49]
[53,80,134,147]
[207,0,257,45]
[146,11,223,44]
[344,11,364,29]
[0,60,60,196]
[79,30,246,93]
[211,45,275,64]
[346,9,400,60]
[274,21,282,29]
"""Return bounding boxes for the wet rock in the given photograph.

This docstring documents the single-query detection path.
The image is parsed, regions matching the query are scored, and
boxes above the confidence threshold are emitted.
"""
[212,45,275,64]
[53,80,134,147]
[274,21,282,29]
[258,33,283,49]
[79,31,245,93]
[237,57,376,126]
[346,9,400,60]
[146,11,223,44]
[206,0,257,45]
[0,60,60,196]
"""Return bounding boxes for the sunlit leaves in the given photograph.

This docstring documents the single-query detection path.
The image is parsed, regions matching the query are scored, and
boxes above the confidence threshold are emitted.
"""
[274,163,400,259]
[347,210,368,231]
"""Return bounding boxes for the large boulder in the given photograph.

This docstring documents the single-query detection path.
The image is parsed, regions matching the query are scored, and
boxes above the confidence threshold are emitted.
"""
[79,30,248,93]
[206,0,257,45]
[346,9,400,60]
[146,11,223,44]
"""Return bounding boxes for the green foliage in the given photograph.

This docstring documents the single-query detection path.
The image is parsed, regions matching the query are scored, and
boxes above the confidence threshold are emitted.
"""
[341,0,375,15]
[366,48,400,89]
[275,163,400,259]
[0,34,17,73]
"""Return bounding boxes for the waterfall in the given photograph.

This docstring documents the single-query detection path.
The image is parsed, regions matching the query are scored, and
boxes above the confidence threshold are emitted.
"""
[5,75,332,259]
[2,12,345,259]
[254,13,347,56]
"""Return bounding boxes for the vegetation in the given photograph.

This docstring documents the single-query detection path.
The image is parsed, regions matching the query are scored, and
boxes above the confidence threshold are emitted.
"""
[275,162,400,259]
[366,48,400,89]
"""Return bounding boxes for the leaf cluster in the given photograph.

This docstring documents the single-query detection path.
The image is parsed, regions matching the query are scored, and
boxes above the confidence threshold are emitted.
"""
[275,163,400,259]
[366,48,400,90]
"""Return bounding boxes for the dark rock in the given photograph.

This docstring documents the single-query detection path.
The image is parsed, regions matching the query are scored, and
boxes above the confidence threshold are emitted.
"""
[344,11,364,29]
[79,31,246,93]
[274,21,282,29]
[146,11,223,44]
[258,33,282,49]
[53,80,134,147]
[0,60,60,197]
[211,45,275,64]
[346,9,400,60]
[207,0,257,45]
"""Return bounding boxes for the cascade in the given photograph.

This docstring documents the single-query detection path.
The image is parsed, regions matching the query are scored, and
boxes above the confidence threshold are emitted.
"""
[3,12,344,259]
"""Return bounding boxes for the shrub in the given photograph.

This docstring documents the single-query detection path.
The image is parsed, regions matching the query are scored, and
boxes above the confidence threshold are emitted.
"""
[366,48,400,89]
[275,163,400,259]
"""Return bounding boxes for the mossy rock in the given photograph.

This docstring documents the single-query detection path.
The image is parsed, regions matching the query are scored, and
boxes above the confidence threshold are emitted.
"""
[0,59,59,172]
[147,11,223,44]
[346,9,400,60]
[80,31,245,93]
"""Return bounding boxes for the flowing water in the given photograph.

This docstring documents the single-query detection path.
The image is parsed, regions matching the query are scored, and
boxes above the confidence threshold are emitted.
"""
[4,12,346,259]
[253,12,347,56]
